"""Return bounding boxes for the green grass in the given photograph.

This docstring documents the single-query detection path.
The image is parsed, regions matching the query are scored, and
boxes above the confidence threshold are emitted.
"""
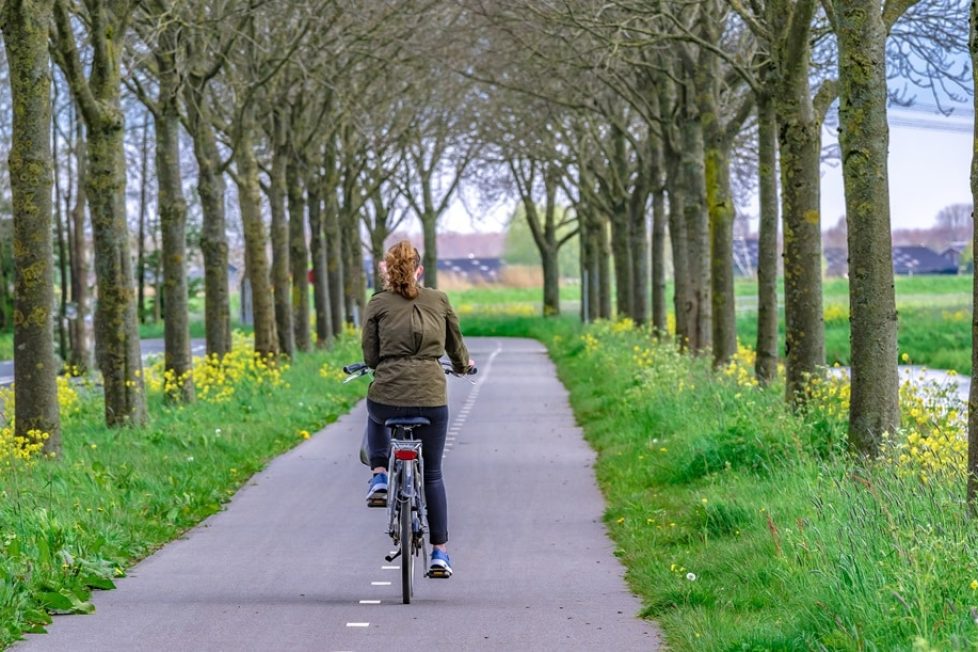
[452,274,974,372]
[0,336,367,647]
[460,313,978,650]
[734,275,973,372]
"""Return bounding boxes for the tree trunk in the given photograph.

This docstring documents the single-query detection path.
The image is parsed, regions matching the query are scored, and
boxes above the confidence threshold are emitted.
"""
[234,127,278,359]
[68,113,91,372]
[681,111,711,352]
[967,0,978,509]
[323,162,345,336]
[421,212,438,290]
[755,90,780,384]
[3,0,62,451]
[53,80,69,364]
[155,37,194,403]
[597,214,613,319]
[87,119,146,425]
[340,197,365,326]
[137,117,149,324]
[666,167,691,347]
[775,0,825,403]
[651,187,667,336]
[706,139,737,365]
[629,173,650,326]
[307,178,333,348]
[54,0,149,428]
[288,157,310,352]
[579,207,592,322]
[777,94,825,402]
[185,82,231,358]
[268,113,294,357]
[837,0,899,455]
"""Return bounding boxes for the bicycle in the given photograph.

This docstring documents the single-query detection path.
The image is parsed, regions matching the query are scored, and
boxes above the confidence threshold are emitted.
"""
[342,360,476,604]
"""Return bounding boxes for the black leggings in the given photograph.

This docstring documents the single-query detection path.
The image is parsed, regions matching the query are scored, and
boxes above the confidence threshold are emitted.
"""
[366,399,450,545]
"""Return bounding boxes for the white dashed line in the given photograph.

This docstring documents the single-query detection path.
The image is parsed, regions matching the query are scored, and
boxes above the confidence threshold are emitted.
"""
[371,581,392,586]
[359,599,381,604]
[346,622,370,627]
[382,565,399,570]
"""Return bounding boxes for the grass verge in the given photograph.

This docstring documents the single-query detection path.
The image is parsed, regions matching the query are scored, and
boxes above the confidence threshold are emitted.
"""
[0,336,366,647]
[463,312,978,650]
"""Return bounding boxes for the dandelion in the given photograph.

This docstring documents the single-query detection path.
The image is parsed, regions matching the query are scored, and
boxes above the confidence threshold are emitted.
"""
[686,572,697,581]
[299,430,311,440]
[970,579,977,591]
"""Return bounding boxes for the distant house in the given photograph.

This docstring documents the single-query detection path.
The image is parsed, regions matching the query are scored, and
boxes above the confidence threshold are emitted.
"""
[822,245,958,277]
[941,244,966,270]
[382,231,506,284]
[892,245,958,275]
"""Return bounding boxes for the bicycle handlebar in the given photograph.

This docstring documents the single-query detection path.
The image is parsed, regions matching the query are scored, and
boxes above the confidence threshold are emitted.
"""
[341,360,477,382]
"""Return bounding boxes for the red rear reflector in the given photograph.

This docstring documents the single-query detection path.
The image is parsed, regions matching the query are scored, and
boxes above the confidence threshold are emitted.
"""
[395,450,418,461]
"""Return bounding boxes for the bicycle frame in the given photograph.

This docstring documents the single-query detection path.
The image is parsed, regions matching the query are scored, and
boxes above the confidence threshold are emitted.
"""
[388,436,427,544]
[384,426,429,602]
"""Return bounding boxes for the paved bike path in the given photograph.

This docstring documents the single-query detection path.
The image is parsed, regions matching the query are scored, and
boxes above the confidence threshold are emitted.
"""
[17,337,661,651]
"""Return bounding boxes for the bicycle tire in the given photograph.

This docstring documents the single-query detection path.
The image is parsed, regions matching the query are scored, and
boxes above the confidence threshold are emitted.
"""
[400,492,413,604]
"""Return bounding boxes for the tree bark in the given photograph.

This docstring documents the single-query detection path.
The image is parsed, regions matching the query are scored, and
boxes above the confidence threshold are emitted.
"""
[629,167,650,326]
[307,177,334,348]
[234,125,278,359]
[53,79,69,364]
[288,156,311,352]
[184,80,231,358]
[323,146,345,336]
[837,0,899,454]
[774,0,825,403]
[967,0,978,509]
[68,112,91,372]
[597,213,613,319]
[681,107,711,352]
[268,111,294,357]
[666,163,691,347]
[755,90,780,384]
[3,0,62,452]
[155,32,194,403]
[53,0,146,427]
[137,117,149,324]
[650,177,668,335]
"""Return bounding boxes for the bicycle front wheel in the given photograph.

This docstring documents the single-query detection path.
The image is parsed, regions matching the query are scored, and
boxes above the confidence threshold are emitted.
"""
[400,495,413,604]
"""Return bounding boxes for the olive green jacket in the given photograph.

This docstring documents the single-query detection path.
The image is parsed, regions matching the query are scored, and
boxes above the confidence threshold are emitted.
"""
[361,287,470,407]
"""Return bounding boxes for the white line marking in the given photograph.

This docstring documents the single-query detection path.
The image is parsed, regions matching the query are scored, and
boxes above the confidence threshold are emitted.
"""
[346,622,370,627]
[382,565,399,570]
[371,581,392,586]
[359,599,382,604]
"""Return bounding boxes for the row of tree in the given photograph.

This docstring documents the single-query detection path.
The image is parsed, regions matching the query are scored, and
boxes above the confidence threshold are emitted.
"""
[456,0,973,463]
[0,0,483,451]
[0,0,976,492]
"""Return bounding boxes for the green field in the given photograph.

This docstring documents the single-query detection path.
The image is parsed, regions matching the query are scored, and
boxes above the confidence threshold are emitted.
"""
[450,274,975,373]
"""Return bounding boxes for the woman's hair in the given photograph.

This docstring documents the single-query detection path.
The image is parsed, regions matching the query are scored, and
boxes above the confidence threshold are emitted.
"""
[384,240,422,299]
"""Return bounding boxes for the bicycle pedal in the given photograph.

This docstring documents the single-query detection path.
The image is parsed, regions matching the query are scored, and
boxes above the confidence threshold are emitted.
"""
[367,496,387,508]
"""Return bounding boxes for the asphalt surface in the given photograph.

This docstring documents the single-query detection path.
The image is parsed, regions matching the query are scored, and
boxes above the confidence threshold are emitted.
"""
[0,339,206,386]
[15,337,661,651]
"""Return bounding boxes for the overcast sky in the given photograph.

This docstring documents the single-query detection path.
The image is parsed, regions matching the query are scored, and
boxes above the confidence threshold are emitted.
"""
[437,105,974,236]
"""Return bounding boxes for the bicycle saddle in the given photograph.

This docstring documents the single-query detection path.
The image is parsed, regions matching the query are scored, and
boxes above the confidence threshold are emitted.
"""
[385,416,431,428]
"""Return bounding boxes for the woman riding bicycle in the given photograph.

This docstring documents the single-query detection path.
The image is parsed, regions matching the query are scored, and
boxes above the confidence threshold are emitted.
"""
[361,240,474,579]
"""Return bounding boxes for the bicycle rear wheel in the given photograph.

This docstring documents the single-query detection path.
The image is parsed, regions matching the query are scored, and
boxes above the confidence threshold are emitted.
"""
[400,495,413,604]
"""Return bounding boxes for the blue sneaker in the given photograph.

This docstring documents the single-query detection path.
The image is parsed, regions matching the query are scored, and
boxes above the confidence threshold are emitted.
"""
[429,549,453,578]
[366,472,388,507]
